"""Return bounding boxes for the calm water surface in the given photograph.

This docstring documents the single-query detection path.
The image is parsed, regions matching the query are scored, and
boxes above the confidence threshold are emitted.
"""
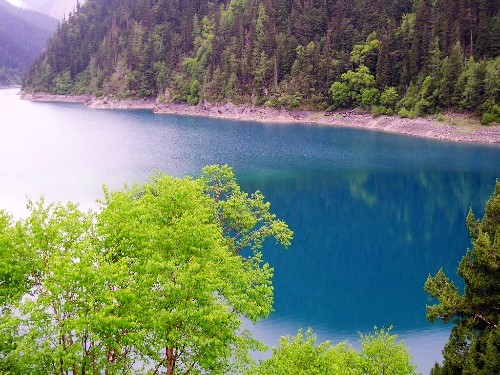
[1,88,500,373]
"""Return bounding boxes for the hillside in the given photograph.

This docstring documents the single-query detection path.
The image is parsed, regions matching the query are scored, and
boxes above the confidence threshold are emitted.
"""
[0,0,57,85]
[23,0,499,123]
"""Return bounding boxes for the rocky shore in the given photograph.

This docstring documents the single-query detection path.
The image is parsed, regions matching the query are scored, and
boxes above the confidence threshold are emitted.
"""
[20,92,500,144]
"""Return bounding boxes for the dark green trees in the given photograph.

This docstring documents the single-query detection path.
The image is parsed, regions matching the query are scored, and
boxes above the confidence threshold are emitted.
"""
[22,0,499,121]
[425,181,500,374]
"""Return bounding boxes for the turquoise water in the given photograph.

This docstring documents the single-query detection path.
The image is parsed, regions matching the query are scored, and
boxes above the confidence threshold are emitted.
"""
[1,88,499,373]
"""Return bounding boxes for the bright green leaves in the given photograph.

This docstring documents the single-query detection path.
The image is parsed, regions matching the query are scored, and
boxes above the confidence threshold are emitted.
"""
[359,328,416,375]
[350,32,380,68]
[330,65,379,110]
[330,81,350,109]
[252,328,341,375]
[200,165,293,254]
[199,165,292,323]
[251,328,416,375]
[0,210,28,304]
[0,201,102,373]
[424,181,500,374]
[0,166,291,374]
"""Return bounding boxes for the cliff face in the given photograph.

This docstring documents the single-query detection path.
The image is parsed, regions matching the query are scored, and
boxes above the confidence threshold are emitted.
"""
[22,0,499,120]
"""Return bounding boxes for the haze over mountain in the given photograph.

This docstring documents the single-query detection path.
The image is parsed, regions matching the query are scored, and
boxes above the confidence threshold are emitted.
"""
[0,0,57,85]
[6,0,80,20]
[23,0,500,123]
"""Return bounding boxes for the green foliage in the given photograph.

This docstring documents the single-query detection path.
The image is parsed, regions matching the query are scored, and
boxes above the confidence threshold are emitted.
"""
[0,210,29,304]
[200,165,293,255]
[380,87,399,109]
[350,32,380,71]
[21,0,499,116]
[0,166,292,374]
[52,70,73,95]
[481,105,500,125]
[251,328,416,375]
[425,181,500,374]
[330,81,351,109]
[359,328,417,375]
[371,105,393,116]
[372,87,398,117]
[342,65,377,94]
[361,87,380,108]
[397,107,418,119]
[330,65,378,109]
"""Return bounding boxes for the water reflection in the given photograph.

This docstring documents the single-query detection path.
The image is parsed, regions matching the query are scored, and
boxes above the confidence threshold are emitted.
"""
[240,171,494,331]
[1,88,499,373]
[239,170,497,373]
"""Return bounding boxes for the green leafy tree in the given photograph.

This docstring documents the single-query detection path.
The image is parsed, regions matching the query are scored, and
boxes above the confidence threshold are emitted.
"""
[0,210,31,305]
[0,166,292,374]
[350,32,380,73]
[330,81,351,109]
[250,327,416,375]
[200,164,292,255]
[480,57,500,124]
[425,180,500,375]
[331,65,378,109]
[379,87,399,112]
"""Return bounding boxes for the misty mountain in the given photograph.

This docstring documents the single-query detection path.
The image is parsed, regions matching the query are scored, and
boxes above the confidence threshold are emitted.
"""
[12,0,81,20]
[0,0,57,84]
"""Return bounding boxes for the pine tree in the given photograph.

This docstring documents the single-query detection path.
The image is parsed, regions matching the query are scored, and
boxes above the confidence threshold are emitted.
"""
[425,181,500,375]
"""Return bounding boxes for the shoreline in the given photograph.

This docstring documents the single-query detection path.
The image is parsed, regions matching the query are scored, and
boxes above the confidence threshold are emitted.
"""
[0,84,21,89]
[20,92,500,144]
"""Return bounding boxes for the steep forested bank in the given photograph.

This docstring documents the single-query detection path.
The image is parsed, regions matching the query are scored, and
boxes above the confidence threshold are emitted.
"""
[23,0,499,123]
[0,0,57,85]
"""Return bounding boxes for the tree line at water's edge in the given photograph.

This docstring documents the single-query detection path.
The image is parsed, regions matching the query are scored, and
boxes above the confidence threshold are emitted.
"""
[1,165,499,374]
[22,0,499,123]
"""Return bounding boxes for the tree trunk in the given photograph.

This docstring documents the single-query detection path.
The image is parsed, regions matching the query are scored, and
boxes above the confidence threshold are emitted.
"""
[166,347,175,375]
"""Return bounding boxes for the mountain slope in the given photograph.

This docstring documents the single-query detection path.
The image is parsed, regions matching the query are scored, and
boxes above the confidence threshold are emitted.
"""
[2,0,57,31]
[22,0,499,121]
[0,0,57,85]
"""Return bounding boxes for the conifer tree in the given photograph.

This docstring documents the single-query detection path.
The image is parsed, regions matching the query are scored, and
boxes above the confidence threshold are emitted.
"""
[425,181,500,375]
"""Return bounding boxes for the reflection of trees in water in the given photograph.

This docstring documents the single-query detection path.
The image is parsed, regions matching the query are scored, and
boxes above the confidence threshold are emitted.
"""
[239,171,498,332]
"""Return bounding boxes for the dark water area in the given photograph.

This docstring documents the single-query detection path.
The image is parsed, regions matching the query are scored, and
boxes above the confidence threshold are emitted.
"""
[1,89,499,373]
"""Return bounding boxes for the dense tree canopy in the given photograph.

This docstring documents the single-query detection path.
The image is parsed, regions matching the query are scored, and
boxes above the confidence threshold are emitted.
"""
[0,166,292,374]
[425,180,500,374]
[251,327,417,375]
[22,0,499,122]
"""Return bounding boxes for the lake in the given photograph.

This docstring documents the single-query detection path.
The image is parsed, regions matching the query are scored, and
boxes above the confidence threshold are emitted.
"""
[1,88,499,373]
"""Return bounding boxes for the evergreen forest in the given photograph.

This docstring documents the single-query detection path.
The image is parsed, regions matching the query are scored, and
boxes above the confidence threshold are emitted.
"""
[22,0,500,123]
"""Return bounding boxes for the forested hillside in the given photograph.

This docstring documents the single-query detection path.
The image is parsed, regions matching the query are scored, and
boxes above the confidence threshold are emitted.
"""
[23,0,499,122]
[0,0,57,85]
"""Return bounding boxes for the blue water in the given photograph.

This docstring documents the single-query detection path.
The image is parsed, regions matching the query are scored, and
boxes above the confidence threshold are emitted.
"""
[1,88,499,373]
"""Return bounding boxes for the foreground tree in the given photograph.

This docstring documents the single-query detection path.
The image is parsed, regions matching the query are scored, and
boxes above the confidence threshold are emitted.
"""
[425,181,500,374]
[0,166,292,374]
[250,327,417,375]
